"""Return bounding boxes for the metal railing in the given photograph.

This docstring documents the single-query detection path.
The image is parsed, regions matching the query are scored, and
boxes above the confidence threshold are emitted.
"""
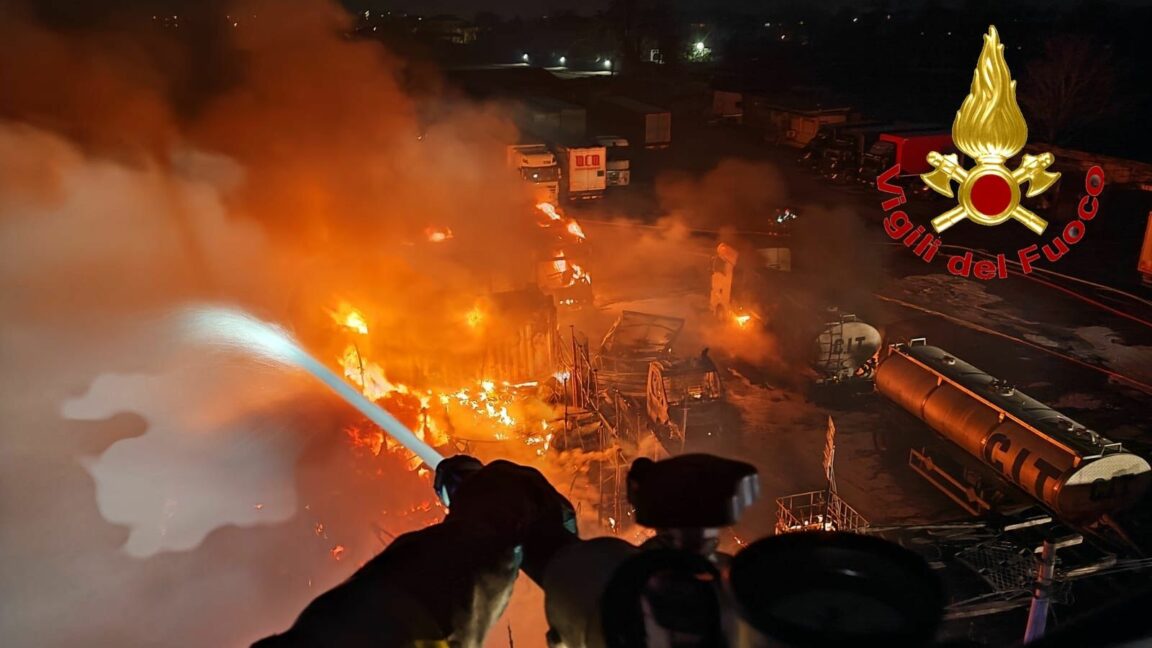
[775,490,869,535]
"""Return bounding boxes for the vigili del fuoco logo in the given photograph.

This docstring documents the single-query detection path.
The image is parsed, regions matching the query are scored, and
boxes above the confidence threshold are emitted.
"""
[876,26,1106,280]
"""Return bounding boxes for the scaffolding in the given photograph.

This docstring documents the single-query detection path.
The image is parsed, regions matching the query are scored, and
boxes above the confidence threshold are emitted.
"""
[555,326,633,532]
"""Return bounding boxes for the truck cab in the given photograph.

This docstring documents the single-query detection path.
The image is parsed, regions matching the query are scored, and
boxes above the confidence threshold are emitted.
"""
[507,143,561,203]
[594,135,631,188]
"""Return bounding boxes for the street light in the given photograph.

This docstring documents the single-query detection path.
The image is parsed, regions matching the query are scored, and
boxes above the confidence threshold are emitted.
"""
[521,53,529,62]
[695,41,705,52]
[559,55,566,65]
[603,59,612,69]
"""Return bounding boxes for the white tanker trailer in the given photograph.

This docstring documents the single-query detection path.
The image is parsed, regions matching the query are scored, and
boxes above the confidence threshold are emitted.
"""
[874,340,1151,522]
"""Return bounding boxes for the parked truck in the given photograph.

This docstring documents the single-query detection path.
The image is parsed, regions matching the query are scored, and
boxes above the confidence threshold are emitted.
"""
[507,143,561,203]
[798,120,891,169]
[552,142,607,201]
[591,97,671,149]
[594,135,631,188]
[858,130,955,183]
[818,123,935,183]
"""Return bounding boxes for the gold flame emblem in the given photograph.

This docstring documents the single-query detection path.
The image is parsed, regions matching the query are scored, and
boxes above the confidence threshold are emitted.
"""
[921,26,1060,235]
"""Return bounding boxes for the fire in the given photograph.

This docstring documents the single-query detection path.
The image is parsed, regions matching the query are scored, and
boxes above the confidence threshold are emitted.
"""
[330,303,369,335]
[425,225,454,243]
[565,219,586,240]
[550,252,591,288]
[465,305,485,329]
[331,305,551,471]
[536,202,586,241]
[536,201,562,222]
[345,425,385,456]
[733,313,752,329]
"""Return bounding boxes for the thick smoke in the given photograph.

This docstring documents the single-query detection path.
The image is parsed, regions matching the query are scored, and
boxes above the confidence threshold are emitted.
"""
[0,1,546,645]
[582,156,881,380]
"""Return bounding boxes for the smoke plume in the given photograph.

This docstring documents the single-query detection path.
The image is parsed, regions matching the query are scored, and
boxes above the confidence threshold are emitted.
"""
[0,1,546,645]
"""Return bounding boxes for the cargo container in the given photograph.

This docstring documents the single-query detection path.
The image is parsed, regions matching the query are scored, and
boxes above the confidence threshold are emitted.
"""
[711,90,743,124]
[552,143,607,201]
[742,96,852,148]
[859,130,956,180]
[519,96,587,142]
[591,97,671,149]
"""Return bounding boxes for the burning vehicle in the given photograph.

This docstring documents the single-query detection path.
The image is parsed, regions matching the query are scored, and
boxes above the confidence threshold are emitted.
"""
[710,242,791,330]
[532,201,594,309]
[645,352,728,452]
[594,311,732,452]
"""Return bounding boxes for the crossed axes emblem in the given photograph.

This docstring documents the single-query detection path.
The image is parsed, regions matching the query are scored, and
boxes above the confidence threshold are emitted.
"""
[921,151,1061,235]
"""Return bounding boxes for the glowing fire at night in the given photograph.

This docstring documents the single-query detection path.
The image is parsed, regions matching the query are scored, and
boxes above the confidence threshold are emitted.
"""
[332,303,557,470]
[550,252,591,288]
[330,303,369,335]
[565,220,586,240]
[536,201,562,222]
[465,305,485,329]
[424,225,454,243]
[733,313,752,329]
[536,202,587,242]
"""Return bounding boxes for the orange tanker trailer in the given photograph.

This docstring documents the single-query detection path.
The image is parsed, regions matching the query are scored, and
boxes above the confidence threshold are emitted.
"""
[875,340,1151,522]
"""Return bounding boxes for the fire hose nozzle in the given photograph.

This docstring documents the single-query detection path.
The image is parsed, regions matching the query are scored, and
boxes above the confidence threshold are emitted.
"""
[433,454,484,507]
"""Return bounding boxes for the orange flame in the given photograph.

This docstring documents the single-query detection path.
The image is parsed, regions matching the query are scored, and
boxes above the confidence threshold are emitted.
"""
[733,313,752,328]
[345,426,384,456]
[565,220,586,240]
[332,302,555,473]
[465,305,485,329]
[536,201,562,222]
[330,303,369,334]
[424,225,453,243]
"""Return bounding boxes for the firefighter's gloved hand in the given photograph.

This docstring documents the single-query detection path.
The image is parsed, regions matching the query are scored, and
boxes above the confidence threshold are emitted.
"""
[433,454,484,507]
[444,458,579,585]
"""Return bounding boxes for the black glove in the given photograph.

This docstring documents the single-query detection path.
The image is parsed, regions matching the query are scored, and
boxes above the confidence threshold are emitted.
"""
[433,454,484,506]
[438,457,578,585]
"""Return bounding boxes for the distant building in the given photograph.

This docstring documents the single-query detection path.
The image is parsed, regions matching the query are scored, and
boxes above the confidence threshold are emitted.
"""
[743,90,852,148]
[420,15,478,45]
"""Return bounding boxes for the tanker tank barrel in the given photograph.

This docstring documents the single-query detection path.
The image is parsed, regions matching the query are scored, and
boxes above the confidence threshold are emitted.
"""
[874,342,1152,522]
